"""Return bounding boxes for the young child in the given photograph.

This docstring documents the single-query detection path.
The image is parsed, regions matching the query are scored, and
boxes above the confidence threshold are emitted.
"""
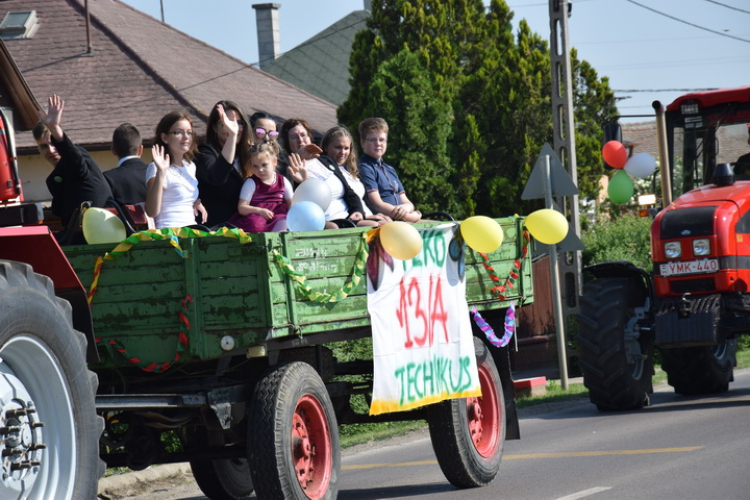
[228,141,292,232]
[357,117,421,222]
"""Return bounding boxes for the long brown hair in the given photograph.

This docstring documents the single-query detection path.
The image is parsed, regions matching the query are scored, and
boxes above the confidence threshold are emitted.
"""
[154,111,198,162]
[203,100,252,168]
[321,125,358,177]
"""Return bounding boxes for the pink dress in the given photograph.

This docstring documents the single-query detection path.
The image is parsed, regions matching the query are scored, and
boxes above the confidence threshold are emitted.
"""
[228,175,289,232]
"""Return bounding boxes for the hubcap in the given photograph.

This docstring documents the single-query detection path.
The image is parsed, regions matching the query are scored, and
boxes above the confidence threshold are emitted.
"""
[0,372,44,489]
[291,395,332,500]
[466,365,500,458]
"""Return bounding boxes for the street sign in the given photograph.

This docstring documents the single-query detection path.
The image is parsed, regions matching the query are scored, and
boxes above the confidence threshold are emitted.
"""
[521,143,578,200]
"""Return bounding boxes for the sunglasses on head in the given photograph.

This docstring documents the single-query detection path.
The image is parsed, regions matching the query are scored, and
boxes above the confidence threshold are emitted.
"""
[255,127,279,140]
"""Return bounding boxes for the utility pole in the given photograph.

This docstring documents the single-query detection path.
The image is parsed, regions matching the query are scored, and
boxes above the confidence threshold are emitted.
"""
[549,0,582,385]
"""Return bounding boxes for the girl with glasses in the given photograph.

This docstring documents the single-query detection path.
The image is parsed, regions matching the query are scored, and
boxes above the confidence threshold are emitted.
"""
[146,111,207,229]
[249,111,279,144]
[195,100,252,227]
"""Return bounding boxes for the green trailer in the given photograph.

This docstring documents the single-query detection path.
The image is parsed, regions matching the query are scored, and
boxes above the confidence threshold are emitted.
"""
[0,217,532,499]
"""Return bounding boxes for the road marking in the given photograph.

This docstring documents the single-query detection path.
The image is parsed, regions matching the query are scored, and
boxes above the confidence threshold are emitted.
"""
[556,487,612,500]
[342,447,703,470]
[503,446,704,459]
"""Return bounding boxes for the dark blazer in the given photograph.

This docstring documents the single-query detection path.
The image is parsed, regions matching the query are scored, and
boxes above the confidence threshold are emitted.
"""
[194,143,245,227]
[45,133,112,226]
[103,157,148,206]
[317,155,365,218]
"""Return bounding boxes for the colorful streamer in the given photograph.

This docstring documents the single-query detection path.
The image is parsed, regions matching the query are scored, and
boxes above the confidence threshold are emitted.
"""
[470,302,515,348]
[273,231,369,303]
[94,294,193,373]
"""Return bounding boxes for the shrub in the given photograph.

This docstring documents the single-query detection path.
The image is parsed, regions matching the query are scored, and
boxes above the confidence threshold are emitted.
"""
[582,214,652,273]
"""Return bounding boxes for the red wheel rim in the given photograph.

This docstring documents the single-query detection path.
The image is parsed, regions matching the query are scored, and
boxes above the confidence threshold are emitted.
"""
[465,364,500,457]
[291,394,333,499]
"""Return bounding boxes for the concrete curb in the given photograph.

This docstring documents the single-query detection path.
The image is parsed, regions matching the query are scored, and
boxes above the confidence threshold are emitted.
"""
[97,463,192,499]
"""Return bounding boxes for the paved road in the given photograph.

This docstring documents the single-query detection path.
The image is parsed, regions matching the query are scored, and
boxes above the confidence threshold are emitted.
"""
[100,369,750,500]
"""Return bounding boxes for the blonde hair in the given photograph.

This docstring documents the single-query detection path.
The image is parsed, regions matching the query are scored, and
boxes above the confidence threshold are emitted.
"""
[241,141,280,179]
[321,125,358,177]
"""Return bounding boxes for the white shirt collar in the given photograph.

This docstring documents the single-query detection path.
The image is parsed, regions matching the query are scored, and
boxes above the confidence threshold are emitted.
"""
[117,155,140,168]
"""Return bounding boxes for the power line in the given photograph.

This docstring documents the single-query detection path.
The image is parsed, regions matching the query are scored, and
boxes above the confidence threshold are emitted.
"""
[614,88,719,93]
[701,0,750,15]
[625,0,750,43]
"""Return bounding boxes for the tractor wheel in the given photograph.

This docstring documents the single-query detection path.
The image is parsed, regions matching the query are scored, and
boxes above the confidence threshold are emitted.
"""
[248,362,339,500]
[0,260,103,499]
[190,458,254,500]
[427,337,505,488]
[578,277,654,411]
[660,340,736,395]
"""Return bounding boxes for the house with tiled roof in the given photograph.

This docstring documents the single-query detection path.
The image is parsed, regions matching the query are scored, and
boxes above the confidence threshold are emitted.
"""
[0,0,338,202]
[257,5,369,106]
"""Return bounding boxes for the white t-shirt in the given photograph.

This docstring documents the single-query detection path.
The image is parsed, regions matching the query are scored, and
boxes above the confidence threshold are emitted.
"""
[339,166,373,217]
[239,174,294,202]
[305,159,349,220]
[146,160,199,229]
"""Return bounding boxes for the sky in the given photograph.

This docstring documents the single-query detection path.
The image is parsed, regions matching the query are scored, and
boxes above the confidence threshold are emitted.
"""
[121,0,750,123]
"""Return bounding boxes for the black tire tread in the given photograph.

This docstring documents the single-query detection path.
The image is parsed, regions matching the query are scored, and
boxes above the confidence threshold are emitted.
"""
[577,278,654,411]
[660,341,736,395]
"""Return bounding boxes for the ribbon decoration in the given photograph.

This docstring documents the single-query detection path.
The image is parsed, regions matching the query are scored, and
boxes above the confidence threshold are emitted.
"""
[95,294,193,373]
[273,231,369,303]
[478,229,529,301]
[471,302,515,348]
[87,227,253,306]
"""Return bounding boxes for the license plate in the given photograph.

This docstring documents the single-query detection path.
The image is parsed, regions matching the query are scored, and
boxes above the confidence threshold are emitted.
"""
[660,259,719,277]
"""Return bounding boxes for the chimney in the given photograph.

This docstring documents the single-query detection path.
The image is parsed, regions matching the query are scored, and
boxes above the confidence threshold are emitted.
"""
[252,3,281,69]
[363,0,371,11]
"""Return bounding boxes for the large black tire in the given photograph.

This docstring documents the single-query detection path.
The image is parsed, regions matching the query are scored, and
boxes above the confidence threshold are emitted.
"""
[248,362,340,500]
[427,337,505,488]
[190,457,254,500]
[660,340,736,395]
[0,260,103,499]
[577,277,654,411]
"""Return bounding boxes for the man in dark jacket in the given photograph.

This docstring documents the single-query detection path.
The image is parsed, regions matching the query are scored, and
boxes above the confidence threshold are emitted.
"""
[34,94,112,240]
[104,123,148,205]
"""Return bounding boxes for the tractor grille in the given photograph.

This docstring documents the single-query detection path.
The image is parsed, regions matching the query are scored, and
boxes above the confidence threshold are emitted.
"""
[670,278,715,294]
[660,206,716,239]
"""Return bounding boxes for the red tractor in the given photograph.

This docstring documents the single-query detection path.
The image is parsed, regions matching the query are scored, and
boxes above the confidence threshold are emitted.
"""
[578,86,750,411]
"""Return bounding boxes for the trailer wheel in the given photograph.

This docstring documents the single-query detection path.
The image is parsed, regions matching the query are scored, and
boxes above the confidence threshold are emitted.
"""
[0,260,103,499]
[578,277,654,411]
[660,340,736,395]
[427,337,504,488]
[190,457,254,500]
[248,362,339,500]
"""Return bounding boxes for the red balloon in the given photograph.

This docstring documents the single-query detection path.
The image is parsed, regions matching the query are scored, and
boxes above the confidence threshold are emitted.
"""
[602,140,627,169]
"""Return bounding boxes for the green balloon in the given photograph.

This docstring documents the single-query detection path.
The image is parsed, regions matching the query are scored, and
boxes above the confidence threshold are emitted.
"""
[608,170,634,204]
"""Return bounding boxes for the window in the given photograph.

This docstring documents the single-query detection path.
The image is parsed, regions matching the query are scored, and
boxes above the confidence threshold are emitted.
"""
[0,11,39,40]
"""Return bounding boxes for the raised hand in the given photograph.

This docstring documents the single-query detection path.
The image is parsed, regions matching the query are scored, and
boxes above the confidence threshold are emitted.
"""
[287,153,308,183]
[36,94,65,140]
[217,103,239,137]
[151,144,171,173]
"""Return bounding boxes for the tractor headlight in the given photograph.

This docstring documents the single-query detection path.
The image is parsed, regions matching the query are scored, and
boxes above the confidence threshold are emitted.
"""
[693,239,710,256]
[664,241,682,259]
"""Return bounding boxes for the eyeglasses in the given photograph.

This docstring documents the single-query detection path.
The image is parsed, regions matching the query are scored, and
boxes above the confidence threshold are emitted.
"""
[169,130,193,137]
[255,127,279,140]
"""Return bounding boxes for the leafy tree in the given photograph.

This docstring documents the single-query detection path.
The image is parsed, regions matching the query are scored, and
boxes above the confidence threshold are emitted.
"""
[340,0,618,219]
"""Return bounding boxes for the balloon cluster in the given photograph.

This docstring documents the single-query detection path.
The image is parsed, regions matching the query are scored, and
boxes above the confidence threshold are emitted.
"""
[602,140,656,205]
[288,178,331,231]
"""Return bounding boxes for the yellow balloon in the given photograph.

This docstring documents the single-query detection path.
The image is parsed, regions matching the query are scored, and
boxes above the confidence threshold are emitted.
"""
[525,209,568,245]
[82,207,126,245]
[460,216,504,253]
[379,221,423,260]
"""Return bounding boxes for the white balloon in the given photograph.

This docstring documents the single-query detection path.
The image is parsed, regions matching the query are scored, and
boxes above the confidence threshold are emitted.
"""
[82,207,126,245]
[292,178,332,211]
[624,153,656,178]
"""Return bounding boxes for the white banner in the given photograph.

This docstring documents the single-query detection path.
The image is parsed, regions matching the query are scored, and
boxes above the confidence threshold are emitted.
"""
[367,225,481,415]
